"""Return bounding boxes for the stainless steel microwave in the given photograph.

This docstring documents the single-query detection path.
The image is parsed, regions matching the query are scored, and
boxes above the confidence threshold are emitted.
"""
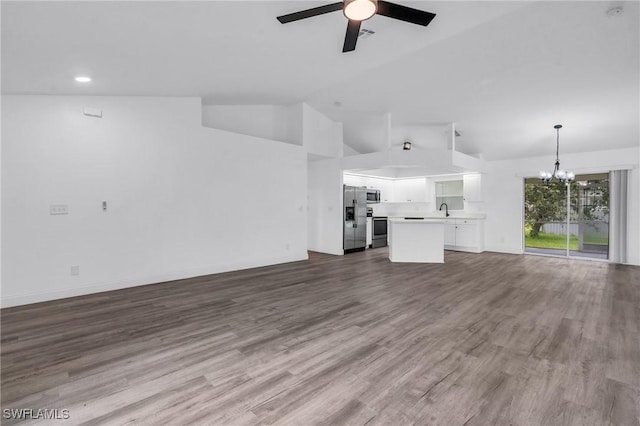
[366,188,381,203]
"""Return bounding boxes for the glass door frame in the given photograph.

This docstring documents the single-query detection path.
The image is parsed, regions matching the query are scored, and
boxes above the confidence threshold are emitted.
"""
[522,174,610,262]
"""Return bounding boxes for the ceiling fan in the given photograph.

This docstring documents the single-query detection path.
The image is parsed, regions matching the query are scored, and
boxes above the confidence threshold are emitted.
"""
[277,0,436,53]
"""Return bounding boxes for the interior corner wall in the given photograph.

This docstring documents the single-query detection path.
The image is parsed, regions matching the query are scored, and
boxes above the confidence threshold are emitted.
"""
[285,103,303,146]
[343,144,360,156]
[201,104,301,146]
[343,115,388,153]
[482,167,524,254]
[1,95,308,307]
[308,158,343,256]
[302,104,343,158]
[483,147,640,265]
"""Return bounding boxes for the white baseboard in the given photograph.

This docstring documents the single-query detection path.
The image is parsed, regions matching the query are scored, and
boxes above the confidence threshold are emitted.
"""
[1,252,309,309]
[483,245,523,255]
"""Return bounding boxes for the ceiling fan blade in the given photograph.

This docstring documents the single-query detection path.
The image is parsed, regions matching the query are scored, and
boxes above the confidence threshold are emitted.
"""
[376,0,436,26]
[343,19,361,52]
[277,2,343,24]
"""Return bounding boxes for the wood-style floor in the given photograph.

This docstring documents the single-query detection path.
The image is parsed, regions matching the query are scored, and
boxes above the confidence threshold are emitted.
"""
[2,250,639,425]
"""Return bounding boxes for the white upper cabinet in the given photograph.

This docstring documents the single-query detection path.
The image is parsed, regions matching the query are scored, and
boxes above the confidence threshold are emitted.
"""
[344,174,394,202]
[377,179,395,202]
[392,178,427,202]
[345,173,482,205]
[463,174,482,202]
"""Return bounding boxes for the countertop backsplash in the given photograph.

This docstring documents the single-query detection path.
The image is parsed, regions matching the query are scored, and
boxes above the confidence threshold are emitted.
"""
[368,202,485,219]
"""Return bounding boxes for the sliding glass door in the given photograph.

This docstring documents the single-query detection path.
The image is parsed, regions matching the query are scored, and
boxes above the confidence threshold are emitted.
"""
[524,179,570,256]
[571,174,609,259]
[524,173,609,260]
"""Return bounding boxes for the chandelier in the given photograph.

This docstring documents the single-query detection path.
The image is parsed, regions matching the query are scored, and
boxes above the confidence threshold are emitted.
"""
[540,124,574,184]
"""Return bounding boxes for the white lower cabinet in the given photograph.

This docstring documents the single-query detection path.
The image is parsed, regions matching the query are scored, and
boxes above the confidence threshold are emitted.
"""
[443,219,484,253]
[444,223,456,246]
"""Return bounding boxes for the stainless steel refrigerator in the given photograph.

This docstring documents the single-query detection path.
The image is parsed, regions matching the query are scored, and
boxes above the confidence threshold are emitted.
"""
[343,185,367,253]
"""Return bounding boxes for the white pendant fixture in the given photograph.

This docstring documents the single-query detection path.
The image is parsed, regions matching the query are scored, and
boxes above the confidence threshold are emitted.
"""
[343,0,377,21]
[540,124,574,184]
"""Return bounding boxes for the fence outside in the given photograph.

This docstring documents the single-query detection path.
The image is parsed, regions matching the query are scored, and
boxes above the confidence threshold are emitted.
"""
[541,221,609,239]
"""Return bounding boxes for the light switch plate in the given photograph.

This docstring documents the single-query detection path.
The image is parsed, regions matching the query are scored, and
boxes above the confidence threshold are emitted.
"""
[50,204,69,215]
[83,107,102,118]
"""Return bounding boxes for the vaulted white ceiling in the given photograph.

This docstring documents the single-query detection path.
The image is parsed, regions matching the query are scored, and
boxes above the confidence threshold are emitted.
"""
[2,1,638,160]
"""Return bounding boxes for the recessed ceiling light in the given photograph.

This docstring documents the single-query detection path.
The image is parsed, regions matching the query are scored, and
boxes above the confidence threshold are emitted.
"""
[74,76,92,83]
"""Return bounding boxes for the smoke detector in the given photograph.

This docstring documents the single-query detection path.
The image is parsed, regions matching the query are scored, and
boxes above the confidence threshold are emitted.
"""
[606,6,623,17]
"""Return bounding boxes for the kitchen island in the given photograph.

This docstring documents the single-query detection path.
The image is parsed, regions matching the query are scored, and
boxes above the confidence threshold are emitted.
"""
[388,218,445,263]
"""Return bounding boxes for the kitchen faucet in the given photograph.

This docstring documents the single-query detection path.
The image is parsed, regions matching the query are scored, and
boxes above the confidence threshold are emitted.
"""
[439,203,450,217]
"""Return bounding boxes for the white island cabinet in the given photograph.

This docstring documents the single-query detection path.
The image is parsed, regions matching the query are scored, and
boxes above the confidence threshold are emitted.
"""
[388,218,445,263]
[444,218,484,253]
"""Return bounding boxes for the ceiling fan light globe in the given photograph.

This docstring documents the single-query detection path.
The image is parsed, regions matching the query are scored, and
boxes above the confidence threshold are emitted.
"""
[344,0,377,21]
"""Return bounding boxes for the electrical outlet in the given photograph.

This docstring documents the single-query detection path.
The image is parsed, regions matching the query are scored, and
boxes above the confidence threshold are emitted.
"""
[70,265,80,276]
[50,204,69,215]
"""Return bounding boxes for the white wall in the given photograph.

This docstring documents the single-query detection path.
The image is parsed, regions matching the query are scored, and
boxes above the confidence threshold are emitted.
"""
[302,105,345,256]
[342,114,389,153]
[201,104,302,145]
[483,147,640,265]
[627,166,640,265]
[343,144,360,156]
[1,95,308,307]
[308,159,343,255]
[302,104,343,158]
[201,103,343,161]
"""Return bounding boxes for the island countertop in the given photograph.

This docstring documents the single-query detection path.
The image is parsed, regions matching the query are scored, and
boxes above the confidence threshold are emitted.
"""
[388,218,445,224]
[387,213,486,220]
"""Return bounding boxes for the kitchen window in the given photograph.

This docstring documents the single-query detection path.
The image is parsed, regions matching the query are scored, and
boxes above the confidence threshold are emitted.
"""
[435,180,464,210]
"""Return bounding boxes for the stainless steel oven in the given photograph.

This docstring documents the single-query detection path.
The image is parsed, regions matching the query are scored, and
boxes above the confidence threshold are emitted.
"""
[366,188,381,204]
[372,216,387,248]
